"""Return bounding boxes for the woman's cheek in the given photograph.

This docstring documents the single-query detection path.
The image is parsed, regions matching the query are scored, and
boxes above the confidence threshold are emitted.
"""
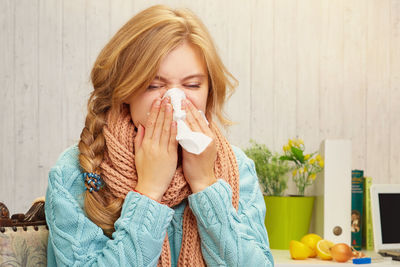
[186,96,207,113]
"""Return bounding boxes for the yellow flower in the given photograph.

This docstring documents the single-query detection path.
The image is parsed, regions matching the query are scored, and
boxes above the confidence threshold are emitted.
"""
[304,166,307,173]
[292,170,297,176]
[309,158,316,164]
[319,160,324,168]
[293,140,299,147]
[310,173,316,180]
[316,154,322,161]
[299,168,304,174]
[288,139,293,147]
[294,139,304,147]
[283,145,290,152]
[304,154,310,160]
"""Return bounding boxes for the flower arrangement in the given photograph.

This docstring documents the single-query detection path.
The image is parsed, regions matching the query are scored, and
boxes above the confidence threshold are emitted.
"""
[280,138,324,196]
[245,140,291,196]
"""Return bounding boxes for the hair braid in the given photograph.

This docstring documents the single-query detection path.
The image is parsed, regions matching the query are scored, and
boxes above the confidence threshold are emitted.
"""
[78,95,123,237]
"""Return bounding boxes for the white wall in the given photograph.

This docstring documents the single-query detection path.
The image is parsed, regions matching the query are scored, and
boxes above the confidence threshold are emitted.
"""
[1,0,399,214]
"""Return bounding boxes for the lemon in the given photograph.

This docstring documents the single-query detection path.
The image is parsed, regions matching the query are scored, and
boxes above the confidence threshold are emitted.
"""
[289,240,312,260]
[316,239,335,260]
[300,233,322,258]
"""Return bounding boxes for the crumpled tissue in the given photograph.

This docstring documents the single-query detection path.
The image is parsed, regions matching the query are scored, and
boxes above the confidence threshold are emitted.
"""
[162,88,212,155]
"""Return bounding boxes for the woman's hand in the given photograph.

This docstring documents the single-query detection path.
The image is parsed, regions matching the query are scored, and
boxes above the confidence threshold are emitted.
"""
[134,97,178,201]
[181,98,217,193]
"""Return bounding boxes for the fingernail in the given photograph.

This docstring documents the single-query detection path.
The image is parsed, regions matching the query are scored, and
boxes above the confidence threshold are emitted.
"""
[166,104,172,111]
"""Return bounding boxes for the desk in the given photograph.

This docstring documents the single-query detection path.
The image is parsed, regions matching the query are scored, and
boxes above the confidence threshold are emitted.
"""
[272,249,400,266]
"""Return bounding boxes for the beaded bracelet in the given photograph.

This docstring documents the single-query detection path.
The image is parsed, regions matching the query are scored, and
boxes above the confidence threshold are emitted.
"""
[83,172,103,193]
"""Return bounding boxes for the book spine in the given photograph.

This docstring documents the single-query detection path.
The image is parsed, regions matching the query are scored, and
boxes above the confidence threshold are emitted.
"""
[364,176,374,250]
[351,170,364,251]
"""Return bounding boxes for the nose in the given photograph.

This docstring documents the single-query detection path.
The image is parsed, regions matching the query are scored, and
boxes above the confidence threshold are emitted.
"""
[159,86,184,98]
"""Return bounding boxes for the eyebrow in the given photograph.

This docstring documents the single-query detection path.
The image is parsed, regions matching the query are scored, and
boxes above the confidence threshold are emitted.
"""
[154,74,206,82]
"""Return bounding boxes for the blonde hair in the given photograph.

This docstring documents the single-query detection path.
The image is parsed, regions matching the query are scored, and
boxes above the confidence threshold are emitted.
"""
[78,4,238,237]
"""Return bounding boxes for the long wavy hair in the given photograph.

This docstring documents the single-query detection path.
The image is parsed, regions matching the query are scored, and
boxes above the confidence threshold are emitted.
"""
[78,4,238,237]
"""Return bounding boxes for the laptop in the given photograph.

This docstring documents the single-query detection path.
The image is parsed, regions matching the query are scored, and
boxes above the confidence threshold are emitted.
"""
[370,184,400,261]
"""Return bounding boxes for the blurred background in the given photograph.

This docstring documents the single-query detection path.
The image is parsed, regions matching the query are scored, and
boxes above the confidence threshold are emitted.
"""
[1,0,399,214]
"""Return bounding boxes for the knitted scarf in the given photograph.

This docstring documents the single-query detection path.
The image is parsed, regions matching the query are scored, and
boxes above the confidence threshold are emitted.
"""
[100,105,240,266]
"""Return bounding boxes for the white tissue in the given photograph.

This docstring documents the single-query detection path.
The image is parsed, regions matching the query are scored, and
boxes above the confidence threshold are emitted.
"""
[162,88,212,155]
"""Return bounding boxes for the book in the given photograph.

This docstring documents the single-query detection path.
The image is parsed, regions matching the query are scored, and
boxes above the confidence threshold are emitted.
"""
[351,170,364,251]
[363,176,374,250]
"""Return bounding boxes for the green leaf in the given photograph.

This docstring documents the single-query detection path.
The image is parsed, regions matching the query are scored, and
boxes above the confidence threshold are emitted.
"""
[291,146,305,163]
[280,155,292,161]
[244,141,290,196]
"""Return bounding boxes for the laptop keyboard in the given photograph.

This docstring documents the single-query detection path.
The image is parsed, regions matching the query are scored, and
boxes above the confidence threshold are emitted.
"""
[379,250,400,261]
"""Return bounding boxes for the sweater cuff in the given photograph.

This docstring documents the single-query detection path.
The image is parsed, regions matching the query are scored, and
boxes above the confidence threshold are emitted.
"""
[188,179,233,226]
[116,191,174,240]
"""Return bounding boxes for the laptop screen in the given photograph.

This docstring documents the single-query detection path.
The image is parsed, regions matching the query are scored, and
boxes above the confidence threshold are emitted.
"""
[379,193,400,244]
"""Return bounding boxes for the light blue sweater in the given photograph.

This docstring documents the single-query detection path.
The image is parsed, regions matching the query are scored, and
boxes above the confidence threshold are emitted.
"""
[45,144,274,266]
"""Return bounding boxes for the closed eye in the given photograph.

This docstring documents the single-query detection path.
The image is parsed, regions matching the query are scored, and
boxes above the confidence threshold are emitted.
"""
[185,84,200,88]
[147,84,165,90]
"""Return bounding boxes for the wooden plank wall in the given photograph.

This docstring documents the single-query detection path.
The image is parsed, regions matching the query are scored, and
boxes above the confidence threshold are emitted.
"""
[0,0,399,213]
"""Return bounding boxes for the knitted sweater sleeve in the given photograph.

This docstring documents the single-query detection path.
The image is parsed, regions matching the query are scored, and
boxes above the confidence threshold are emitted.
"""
[188,148,274,267]
[45,164,174,267]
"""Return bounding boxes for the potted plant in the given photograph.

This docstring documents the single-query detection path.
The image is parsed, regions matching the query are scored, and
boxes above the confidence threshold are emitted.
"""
[244,138,325,250]
[281,138,324,196]
[244,140,291,196]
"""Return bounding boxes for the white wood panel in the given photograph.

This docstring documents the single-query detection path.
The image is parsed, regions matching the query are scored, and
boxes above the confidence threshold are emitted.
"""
[250,0,274,146]
[14,0,39,214]
[110,0,135,35]
[273,0,297,152]
[1,0,400,213]
[343,0,367,171]
[86,0,111,75]
[0,0,16,213]
[319,0,345,139]
[296,0,321,152]
[224,0,252,148]
[62,0,88,148]
[38,0,63,206]
[366,0,391,183]
[390,0,400,184]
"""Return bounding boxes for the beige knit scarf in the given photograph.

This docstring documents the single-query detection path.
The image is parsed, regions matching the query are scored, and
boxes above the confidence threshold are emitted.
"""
[100,105,240,266]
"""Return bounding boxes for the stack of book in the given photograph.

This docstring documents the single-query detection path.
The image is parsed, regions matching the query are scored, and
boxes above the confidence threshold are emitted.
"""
[351,170,374,251]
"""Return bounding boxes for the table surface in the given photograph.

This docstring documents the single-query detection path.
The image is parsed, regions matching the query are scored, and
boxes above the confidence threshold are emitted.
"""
[272,249,400,266]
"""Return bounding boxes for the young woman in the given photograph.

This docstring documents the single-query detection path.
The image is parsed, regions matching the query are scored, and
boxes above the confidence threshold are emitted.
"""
[45,5,274,267]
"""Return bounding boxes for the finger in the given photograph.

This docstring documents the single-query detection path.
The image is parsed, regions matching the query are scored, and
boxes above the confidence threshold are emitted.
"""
[152,97,168,141]
[187,100,211,135]
[160,102,173,147]
[183,99,202,132]
[134,124,145,149]
[144,98,162,140]
[168,120,178,152]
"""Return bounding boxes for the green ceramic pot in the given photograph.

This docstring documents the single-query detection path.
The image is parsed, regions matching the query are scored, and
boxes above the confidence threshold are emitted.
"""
[264,195,315,249]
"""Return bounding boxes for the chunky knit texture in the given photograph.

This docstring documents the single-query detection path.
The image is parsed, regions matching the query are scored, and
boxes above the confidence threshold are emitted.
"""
[45,143,274,266]
[99,105,239,266]
[45,145,273,267]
